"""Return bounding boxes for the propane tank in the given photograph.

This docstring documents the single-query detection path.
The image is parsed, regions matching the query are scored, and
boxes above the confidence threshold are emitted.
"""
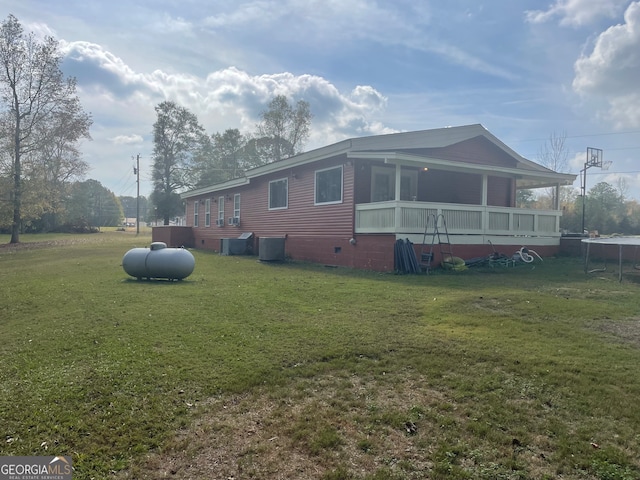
[122,242,195,280]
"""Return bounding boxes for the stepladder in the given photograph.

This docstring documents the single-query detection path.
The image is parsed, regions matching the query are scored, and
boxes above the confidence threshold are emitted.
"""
[420,214,454,273]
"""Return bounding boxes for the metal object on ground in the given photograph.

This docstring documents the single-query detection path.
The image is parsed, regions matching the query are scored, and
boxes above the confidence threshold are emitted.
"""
[259,237,285,262]
[122,242,195,280]
[582,236,640,282]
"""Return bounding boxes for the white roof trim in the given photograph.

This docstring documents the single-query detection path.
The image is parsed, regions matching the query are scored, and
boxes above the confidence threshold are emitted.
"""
[181,124,577,198]
[347,151,576,185]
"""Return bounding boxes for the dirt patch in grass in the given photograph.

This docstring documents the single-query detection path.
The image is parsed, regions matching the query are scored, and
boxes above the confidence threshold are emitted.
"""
[591,317,640,348]
[121,368,565,480]
[0,236,103,252]
[123,372,444,479]
[0,240,69,252]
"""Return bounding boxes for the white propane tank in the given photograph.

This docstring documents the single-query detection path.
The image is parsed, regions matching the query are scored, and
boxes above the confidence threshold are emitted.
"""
[122,242,195,280]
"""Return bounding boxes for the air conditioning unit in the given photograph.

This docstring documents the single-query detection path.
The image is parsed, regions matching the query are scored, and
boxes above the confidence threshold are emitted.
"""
[215,219,225,227]
[228,216,240,226]
[259,237,285,262]
[220,233,253,256]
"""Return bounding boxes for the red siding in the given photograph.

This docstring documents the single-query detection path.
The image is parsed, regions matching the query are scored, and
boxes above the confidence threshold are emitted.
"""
[487,176,514,207]
[403,136,518,168]
[186,157,355,252]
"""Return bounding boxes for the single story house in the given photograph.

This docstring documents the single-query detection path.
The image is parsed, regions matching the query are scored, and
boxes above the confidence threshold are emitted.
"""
[159,124,576,271]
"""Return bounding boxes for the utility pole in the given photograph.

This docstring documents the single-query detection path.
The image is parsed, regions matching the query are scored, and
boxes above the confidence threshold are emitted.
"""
[134,154,140,235]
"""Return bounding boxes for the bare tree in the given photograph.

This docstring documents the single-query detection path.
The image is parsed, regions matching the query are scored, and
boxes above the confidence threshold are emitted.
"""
[538,131,569,172]
[537,131,569,209]
[0,14,91,242]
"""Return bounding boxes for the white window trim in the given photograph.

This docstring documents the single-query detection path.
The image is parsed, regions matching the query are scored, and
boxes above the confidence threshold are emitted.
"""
[193,200,199,227]
[314,165,343,205]
[233,193,241,220]
[205,198,211,227]
[268,177,289,210]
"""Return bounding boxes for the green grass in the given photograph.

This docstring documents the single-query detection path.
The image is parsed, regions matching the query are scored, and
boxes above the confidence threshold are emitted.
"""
[1,232,639,479]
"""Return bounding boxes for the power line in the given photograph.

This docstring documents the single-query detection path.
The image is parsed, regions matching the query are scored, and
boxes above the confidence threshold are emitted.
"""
[512,129,640,144]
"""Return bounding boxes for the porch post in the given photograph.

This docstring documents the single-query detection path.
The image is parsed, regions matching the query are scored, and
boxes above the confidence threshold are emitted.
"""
[394,163,402,229]
[481,174,488,233]
[481,175,488,206]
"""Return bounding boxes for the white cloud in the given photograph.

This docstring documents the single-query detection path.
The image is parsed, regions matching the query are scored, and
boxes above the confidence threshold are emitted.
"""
[58,40,396,185]
[111,134,143,145]
[200,68,392,144]
[150,13,194,35]
[573,2,640,128]
[525,0,629,27]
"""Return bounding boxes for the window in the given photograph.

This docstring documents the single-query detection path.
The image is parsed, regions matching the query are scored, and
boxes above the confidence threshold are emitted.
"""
[233,194,240,220]
[269,178,288,210]
[372,167,393,202]
[217,196,224,224]
[315,166,343,205]
[205,198,211,227]
[193,200,199,227]
[371,166,418,202]
[400,171,418,201]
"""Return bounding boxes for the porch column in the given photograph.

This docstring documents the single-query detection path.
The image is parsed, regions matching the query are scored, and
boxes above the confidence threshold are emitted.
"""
[481,175,488,206]
[394,163,402,229]
[481,174,488,233]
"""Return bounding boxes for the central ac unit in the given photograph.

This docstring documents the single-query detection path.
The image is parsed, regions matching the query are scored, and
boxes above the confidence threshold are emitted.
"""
[259,237,285,262]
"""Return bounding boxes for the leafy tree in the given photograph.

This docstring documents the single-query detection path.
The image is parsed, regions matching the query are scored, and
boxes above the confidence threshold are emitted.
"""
[516,189,536,208]
[621,200,640,234]
[0,14,91,242]
[585,182,623,234]
[213,129,249,181]
[255,95,311,163]
[558,186,581,233]
[151,101,206,224]
[191,129,250,187]
[29,106,91,231]
[119,195,148,223]
[64,180,123,230]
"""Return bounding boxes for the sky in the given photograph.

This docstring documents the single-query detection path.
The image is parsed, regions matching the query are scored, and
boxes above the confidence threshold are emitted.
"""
[3,0,640,200]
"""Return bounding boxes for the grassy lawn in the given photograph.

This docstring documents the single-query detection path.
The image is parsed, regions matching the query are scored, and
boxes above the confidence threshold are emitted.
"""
[1,232,639,479]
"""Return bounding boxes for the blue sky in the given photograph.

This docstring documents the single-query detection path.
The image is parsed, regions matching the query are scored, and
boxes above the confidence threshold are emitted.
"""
[4,1,640,200]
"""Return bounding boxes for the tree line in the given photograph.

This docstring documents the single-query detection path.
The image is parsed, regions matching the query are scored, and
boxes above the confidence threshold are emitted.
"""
[150,96,311,225]
[0,15,311,238]
[518,131,640,235]
[519,182,640,235]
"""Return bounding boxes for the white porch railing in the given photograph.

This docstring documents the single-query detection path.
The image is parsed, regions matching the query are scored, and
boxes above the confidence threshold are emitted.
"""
[355,201,561,237]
